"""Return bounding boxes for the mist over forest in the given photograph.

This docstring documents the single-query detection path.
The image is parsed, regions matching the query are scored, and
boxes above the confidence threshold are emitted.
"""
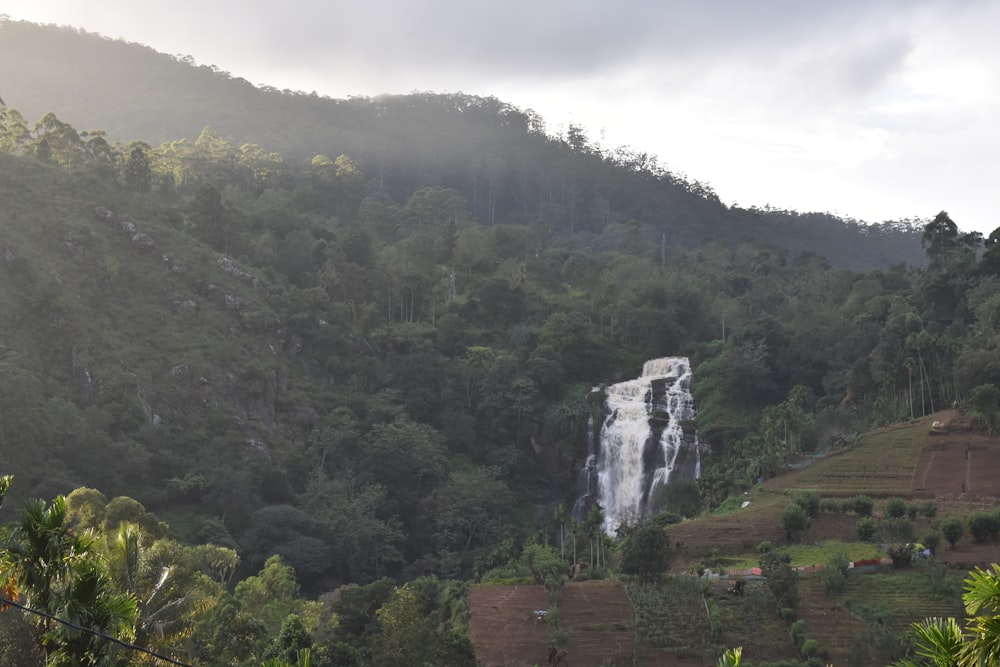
[1,18,999,667]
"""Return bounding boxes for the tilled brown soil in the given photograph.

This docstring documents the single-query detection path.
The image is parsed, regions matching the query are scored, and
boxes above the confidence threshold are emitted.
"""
[468,584,550,667]
[469,581,685,666]
[913,431,1000,498]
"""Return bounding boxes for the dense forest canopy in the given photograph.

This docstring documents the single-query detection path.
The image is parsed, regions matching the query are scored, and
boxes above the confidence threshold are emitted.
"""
[1,16,1000,667]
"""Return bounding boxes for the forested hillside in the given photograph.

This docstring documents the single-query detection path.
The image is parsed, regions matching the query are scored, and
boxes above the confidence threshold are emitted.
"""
[0,18,927,271]
[2,17,1000,666]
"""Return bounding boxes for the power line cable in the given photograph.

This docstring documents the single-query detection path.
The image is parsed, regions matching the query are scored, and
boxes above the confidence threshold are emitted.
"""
[0,595,194,667]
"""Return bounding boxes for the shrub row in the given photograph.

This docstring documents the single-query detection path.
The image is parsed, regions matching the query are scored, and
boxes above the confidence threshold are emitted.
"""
[793,492,937,520]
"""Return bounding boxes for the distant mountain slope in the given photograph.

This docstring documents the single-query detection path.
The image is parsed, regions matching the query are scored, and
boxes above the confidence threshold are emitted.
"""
[0,20,925,268]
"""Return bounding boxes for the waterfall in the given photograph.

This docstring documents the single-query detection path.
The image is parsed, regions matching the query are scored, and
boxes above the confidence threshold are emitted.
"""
[571,415,598,519]
[591,357,701,535]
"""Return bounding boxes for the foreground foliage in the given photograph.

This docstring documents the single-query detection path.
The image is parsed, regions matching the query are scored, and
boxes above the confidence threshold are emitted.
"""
[894,564,1000,667]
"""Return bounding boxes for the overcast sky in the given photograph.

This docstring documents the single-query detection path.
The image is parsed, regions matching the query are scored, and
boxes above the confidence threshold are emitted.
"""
[5,0,999,234]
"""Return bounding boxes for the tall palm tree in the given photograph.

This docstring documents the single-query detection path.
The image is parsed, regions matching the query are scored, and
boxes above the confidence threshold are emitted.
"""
[104,523,201,663]
[0,496,92,616]
[0,495,137,665]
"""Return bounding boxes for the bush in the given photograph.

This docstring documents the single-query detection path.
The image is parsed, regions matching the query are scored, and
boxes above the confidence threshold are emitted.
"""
[801,638,819,659]
[760,551,799,611]
[783,504,811,543]
[521,543,567,588]
[968,512,1000,543]
[792,491,820,518]
[849,495,874,517]
[885,542,915,568]
[822,566,847,596]
[822,551,850,596]
[922,530,940,554]
[856,516,877,542]
[941,517,964,548]
[819,498,843,514]
[791,619,807,649]
[917,501,938,518]
[878,517,917,544]
[650,511,682,527]
[884,497,907,518]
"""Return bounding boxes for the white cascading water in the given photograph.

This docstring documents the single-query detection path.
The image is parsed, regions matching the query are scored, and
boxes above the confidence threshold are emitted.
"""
[595,357,700,535]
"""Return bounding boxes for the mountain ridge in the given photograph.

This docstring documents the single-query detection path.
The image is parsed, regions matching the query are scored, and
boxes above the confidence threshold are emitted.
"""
[0,18,926,271]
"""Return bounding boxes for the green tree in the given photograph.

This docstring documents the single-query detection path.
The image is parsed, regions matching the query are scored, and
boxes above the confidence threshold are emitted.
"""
[761,385,812,463]
[822,550,850,597]
[301,472,404,581]
[104,522,223,662]
[263,613,312,665]
[782,503,811,543]
[759,548,799,610]
[620,524,671,583]
[33,112,84,168]
[426,466,512,560]
[791,490,820,519]
[886,496,908,518]
[234,555,302,633]
[369,584,476,667]
[941,517,964,549]
[849,494,875,517]
[64,487,108,532]
[0,106,32,154]
[189,181,232,253]
[921,211,965,268]
[968,513,1000,543]
[857,516,878,542]
[0,494,137,665]
[969,384,1000,433]
[191,593,267,665]
[123,142,152,194]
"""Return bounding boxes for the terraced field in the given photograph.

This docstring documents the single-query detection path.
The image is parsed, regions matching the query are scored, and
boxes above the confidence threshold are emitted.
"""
[915,431,1000,498]
[561,581,636,665]
[469,412,1000,666]
[708,579,798,664]
[470,580,716,666]
[467,585,550,667]
[766,420,932,496]
[795,576,869,666]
